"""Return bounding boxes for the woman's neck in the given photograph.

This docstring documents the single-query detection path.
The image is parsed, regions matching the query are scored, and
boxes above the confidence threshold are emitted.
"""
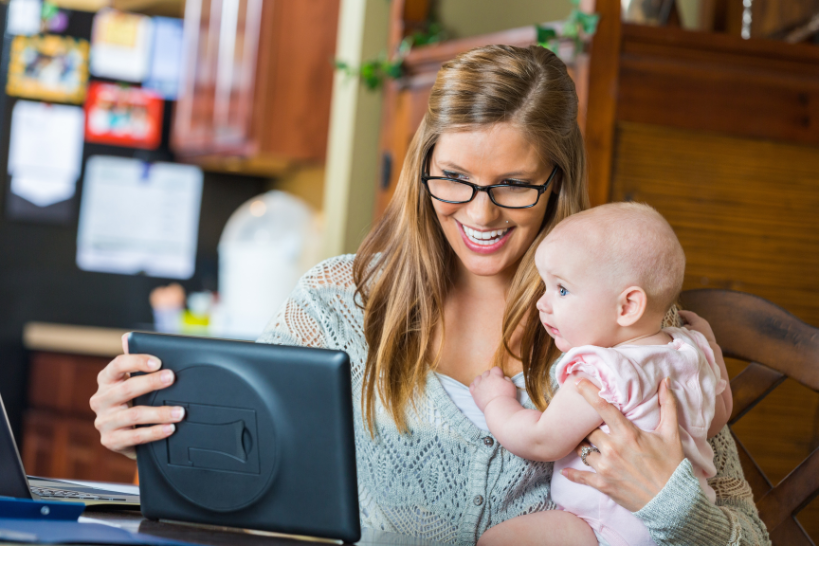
[432,261,521,385]
[453,259,517,297]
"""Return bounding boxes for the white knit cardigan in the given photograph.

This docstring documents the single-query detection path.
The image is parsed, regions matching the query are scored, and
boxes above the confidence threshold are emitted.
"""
[257,255,770,546]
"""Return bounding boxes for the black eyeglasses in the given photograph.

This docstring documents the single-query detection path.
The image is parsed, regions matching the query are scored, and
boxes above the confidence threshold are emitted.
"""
[421,148,559,209]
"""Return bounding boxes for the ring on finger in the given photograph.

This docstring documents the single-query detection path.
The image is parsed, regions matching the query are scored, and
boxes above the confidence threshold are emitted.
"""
[580,445,601,466]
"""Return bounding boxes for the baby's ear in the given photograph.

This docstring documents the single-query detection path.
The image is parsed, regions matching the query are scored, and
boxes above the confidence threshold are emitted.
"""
[616,286,647,327]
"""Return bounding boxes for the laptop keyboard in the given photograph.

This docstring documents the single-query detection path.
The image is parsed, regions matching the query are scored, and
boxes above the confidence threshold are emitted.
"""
[30,485,127,502]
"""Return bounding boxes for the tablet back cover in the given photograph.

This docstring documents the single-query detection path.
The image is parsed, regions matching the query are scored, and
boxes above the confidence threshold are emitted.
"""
[129,332,360,542]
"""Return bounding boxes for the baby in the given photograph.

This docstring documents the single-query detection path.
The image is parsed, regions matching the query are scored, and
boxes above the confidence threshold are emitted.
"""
[470,202,732,546]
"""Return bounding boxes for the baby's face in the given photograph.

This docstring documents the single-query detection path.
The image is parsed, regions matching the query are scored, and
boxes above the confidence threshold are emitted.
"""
[534,233,621,352]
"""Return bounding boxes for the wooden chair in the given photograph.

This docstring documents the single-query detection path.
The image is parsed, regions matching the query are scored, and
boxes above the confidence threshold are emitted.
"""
[680,289,819,545]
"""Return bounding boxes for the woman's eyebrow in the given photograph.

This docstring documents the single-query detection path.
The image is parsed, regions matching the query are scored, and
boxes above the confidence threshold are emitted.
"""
[435,159,469,172]
[435,160,537,178]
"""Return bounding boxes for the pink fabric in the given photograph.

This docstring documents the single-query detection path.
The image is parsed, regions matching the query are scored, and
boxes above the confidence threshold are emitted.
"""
[551,327,726,546]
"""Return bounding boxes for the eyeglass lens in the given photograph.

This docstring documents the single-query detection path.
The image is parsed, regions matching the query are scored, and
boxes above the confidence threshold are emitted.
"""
[426,179,540,208]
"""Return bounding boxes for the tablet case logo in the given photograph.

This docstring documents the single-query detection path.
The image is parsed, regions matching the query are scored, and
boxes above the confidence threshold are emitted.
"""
[164,402,261,475]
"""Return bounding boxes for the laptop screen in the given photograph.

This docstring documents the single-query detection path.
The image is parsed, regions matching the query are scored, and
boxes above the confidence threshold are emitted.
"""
[0,393,34,499]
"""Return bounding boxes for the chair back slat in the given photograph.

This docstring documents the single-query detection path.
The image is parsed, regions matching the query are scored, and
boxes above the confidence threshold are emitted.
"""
[732,430,773,499]
[680,289,819,392]
[757,447,819,531]
[728,363,786,424]
[769,517,814,547]
[679,289,819,545]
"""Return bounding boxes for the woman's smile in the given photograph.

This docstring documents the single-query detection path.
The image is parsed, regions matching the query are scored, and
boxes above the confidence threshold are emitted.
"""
[457,220,515,254]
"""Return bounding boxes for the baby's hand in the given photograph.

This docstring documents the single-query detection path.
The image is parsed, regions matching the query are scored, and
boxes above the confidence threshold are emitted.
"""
[678,310,717,344]
[470,367,517,411]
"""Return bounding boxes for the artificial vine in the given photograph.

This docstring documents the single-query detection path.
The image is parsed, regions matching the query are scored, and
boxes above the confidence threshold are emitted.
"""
[334,20,448,91]
[536,0,599,55]
[335,0,599,91]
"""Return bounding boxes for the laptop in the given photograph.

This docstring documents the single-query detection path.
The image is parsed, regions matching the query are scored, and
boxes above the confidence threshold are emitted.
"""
[128,332,360,543]
[0,393,141,507]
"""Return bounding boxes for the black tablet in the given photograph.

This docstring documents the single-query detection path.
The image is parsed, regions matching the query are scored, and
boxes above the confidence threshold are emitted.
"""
[128,332,360,543]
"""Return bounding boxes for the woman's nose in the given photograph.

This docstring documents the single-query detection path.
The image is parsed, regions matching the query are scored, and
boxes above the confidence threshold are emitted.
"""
[464,191,499,225]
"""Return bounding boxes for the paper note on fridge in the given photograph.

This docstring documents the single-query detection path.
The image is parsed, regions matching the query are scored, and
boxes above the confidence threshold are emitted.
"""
[7,101,85,207]
[76,156,203,279]
[90,9,153,82]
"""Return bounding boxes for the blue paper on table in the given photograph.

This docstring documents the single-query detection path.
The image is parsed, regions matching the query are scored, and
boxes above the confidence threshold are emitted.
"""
[0,497,191,545]
[0,496,84,520]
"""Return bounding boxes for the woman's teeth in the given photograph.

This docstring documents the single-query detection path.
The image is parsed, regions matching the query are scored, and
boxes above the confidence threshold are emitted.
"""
[463,225,509,246]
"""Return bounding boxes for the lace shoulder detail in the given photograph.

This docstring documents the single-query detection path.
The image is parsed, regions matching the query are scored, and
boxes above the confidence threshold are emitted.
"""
[257,254,358,350]
[295,253,357,293]
[707,427,770,545]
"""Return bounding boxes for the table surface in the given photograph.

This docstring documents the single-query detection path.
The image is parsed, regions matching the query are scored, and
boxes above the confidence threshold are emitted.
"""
[78,508,441,546]
[23,322,128,356]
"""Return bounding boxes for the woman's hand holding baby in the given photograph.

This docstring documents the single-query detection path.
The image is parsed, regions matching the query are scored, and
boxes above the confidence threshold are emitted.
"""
[470,367,516,411]
[562,378,686,513]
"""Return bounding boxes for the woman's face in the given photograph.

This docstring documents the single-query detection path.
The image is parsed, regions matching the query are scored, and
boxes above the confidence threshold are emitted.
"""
[428,123,555,278]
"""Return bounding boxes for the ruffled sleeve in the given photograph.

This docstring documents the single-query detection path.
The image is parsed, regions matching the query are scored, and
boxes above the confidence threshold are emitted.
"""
[555,348,641,410]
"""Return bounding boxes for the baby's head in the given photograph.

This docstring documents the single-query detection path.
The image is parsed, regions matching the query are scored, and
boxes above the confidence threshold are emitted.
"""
[534,202,685,352]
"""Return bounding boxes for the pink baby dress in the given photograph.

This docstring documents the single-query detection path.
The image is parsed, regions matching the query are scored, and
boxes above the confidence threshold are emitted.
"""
[550,327,727,546]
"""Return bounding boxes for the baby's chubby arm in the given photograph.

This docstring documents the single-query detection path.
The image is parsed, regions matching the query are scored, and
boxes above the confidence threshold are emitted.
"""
[470,367,603,462]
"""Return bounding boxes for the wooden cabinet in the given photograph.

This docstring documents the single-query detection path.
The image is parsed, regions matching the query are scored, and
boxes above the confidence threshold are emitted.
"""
[172,0,340,176]
[22,352,137,483]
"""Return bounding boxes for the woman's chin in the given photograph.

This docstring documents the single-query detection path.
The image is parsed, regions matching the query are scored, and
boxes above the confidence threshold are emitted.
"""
[458,253,517,278]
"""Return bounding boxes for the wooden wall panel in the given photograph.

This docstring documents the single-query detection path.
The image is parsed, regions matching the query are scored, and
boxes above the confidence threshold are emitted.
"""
[611,122,819,327]
[618,25,819,146]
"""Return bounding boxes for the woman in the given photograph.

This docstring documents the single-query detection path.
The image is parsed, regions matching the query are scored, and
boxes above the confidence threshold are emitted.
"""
[90,45,768,545]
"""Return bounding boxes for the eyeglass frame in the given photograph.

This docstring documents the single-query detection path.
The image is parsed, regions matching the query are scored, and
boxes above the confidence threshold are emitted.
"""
[420,146,560,209]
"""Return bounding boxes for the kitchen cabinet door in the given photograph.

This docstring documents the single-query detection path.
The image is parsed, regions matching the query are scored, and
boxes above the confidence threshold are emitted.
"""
[173,0,339,175]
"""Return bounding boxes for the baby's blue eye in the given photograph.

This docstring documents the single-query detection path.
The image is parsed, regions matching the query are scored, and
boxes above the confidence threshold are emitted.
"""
[558,285,568,297]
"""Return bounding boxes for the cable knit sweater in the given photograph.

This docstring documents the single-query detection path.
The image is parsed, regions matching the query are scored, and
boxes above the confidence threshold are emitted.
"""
[257,255,770,546]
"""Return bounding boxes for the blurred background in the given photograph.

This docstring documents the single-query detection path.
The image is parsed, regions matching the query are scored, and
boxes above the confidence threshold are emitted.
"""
[0,0,817,542]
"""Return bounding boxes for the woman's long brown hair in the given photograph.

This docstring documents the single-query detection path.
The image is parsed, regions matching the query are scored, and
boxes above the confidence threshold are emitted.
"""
[353,45,589,432]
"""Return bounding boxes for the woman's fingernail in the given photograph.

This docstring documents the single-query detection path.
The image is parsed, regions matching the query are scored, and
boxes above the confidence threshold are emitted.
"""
[561,469,567,476]
[163,424,175,435]
[147,358,160,370]
[172,407,185,421]
[160,371,174,384]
